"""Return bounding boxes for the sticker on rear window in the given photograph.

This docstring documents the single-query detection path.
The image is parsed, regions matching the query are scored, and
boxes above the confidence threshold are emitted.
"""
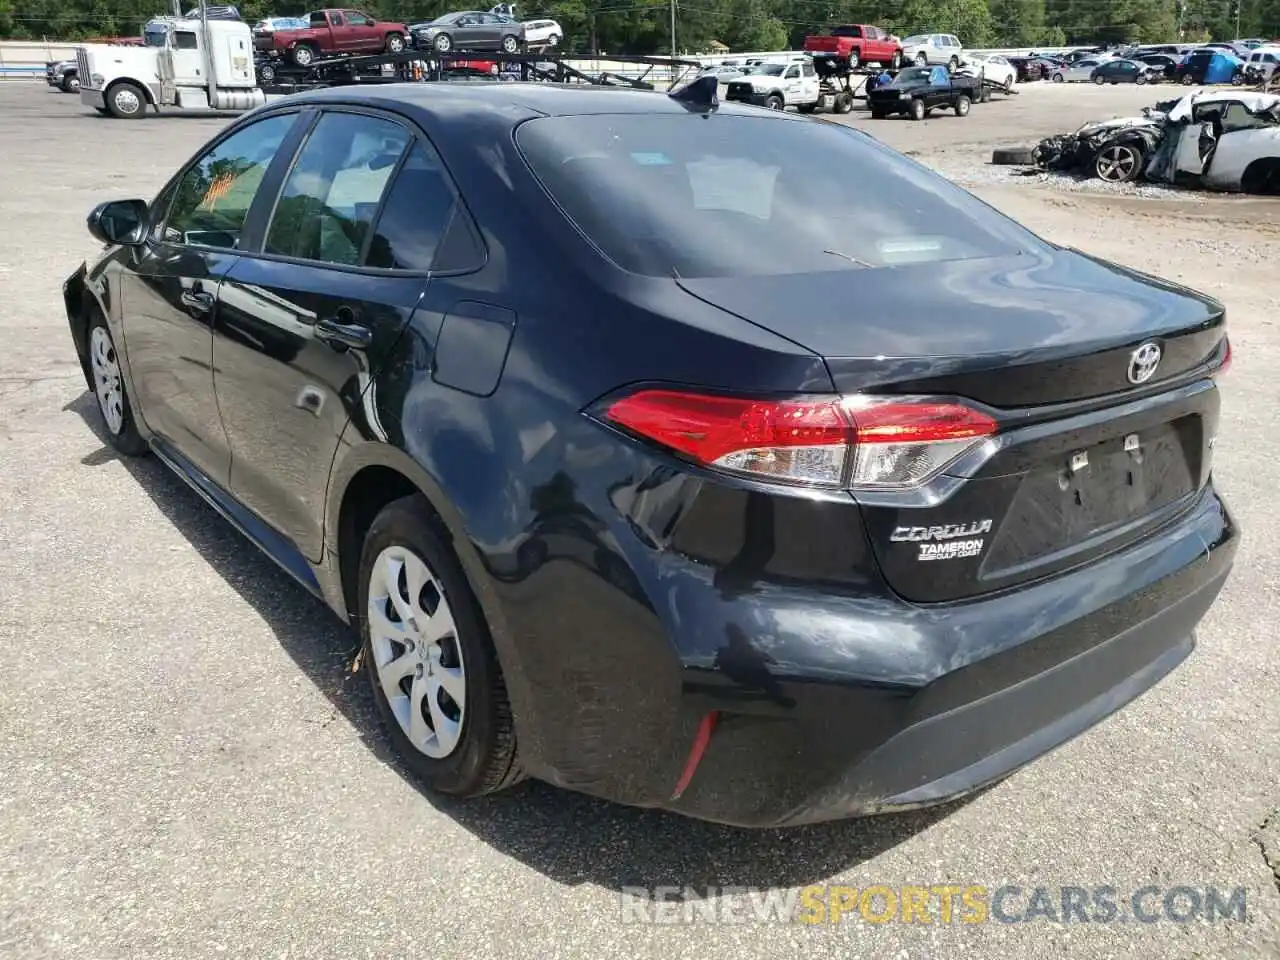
[631,152,672,165]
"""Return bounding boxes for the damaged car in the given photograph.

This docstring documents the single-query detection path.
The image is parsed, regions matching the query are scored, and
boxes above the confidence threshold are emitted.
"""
[1019,90,1280,192]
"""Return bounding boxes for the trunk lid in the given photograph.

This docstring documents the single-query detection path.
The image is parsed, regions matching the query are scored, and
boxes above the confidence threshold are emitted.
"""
[677,249,1227,603]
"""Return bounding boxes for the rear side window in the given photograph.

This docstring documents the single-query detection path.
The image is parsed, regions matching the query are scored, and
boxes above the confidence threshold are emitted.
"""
[265,112,409,266]
[365,141,470,271]
[516,113,1032,278]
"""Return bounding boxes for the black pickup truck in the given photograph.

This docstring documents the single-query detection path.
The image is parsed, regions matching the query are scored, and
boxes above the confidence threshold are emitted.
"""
[867,64,981,119]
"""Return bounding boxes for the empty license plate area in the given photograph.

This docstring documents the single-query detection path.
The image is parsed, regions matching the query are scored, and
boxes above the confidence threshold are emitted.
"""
[982,418,1200,576]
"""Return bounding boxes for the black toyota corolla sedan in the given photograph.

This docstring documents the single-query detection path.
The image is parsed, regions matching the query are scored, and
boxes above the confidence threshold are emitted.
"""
[64,80,1236,827]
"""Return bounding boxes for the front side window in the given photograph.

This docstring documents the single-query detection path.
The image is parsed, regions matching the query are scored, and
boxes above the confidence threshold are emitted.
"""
[784,66,800,79]
[265,112,409,266]
[516,114,1034,279]
[164,112,297,249]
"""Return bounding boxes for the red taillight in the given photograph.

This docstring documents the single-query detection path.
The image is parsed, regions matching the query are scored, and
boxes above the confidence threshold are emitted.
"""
[602,389,996,489]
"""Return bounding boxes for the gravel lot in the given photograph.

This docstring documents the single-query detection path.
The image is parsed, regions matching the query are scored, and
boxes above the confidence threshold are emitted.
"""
[1,78,1277,960]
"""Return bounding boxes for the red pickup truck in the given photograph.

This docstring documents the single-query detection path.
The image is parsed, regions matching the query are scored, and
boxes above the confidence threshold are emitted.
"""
[270,9,410,67]
[803,24,903,69]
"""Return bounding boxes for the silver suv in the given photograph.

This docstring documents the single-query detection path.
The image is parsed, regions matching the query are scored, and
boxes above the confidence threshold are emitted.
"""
[901,33,964,68]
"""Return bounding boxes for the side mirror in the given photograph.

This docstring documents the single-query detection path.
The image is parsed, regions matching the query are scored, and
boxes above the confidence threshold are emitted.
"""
[87,199,149,246]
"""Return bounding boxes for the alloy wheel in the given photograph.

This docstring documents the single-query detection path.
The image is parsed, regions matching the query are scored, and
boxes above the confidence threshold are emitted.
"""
[367,545,467,759]
[1096,144,1140,182]
[90,326,125,435]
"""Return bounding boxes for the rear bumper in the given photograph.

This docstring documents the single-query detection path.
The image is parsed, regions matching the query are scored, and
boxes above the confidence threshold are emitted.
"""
[489,470,1236,827]
[665,487,1236,826]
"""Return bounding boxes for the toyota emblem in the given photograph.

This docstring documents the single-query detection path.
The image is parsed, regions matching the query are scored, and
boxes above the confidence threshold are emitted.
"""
[1127,342,1162,385]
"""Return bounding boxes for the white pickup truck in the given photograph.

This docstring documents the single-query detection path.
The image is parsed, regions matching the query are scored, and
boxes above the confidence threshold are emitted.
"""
[723,58,853,113]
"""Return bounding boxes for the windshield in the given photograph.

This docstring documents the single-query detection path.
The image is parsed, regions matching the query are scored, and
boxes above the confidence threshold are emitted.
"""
[902,35,927,45]
[748,64,785,76]
[515,114,1032,279]
[894,66,933,83]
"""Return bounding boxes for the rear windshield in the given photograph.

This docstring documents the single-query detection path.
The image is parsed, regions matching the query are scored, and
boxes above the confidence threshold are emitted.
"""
[515,114,1031,278]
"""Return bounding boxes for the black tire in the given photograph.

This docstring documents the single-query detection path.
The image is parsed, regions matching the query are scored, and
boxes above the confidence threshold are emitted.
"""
[870,107,887,119]
[949,56,959,70]
[992,146,1036,165]
[908,97,925,121]
[1093,74,1105,84]
[954,94,970,116]
[1181,73,1195,85]
[60,71,79,93]
[359,495,522,798]
[847,50,860,70]
[290,43,317,66]
[1052,72,1064,82]
[259,63,276,83]
[433,32,453,53]
[105,80,147,119]
[765,93,784,111]
[980,85,992,102]
[500,34,520,54]
[1003,76,1013,93]
[1136,73,1147,85]
[85,311,148,456]
[547,33,560,47]
[891,51,902,69]
[384,32,405,53]
[834,91,853,113]
[915,52,928,66]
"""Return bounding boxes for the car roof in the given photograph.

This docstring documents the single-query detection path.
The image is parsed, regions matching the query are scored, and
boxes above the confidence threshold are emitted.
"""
[1164,89,1280,121]
[273,80,790,125]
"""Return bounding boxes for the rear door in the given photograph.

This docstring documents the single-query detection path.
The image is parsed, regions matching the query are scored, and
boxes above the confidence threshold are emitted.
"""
[118,110,303,485]
[212,107,462,561]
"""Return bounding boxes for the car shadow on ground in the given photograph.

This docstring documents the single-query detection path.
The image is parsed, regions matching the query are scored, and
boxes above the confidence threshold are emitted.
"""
[67,389,976,892]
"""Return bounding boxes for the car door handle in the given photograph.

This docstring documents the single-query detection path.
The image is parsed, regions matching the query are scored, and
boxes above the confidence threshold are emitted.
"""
[315,310,373,350]
[181,290,215,312]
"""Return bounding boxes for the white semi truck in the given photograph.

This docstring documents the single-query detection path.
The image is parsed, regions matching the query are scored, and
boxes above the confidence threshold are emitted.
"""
[77,10,264,118]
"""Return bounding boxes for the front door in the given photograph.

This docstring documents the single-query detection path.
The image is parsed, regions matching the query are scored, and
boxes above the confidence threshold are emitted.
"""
[343,10,380,52]
[119,110,302,485]
[213,109,460,560]
[1175,122,1217,176]
[327,10,351,51]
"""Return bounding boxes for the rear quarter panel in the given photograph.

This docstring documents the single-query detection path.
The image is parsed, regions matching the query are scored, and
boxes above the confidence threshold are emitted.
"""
[1204,128,1280,189]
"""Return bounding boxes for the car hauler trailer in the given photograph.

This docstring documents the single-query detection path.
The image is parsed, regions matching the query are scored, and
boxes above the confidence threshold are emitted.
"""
[78,2,263,118]
[256,48,703,94]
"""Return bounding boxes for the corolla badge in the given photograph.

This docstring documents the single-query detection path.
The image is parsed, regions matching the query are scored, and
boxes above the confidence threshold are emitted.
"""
[1127,341,1162,385]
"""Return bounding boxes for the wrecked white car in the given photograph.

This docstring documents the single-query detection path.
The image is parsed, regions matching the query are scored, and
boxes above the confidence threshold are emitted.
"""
[1028,90,1280,193]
